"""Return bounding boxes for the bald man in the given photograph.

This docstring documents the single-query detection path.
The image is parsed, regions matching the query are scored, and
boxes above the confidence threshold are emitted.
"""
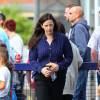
[68,6,84,25]
[67,6,90,100]
[68,6,90,55]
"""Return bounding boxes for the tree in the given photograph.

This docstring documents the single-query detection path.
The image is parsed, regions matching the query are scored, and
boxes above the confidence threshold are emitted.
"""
[0,6,33,45]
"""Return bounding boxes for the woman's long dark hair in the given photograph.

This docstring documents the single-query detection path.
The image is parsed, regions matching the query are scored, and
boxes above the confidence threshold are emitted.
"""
[28,13,58,49]
[0,43,14,73]
[56,21,66,34]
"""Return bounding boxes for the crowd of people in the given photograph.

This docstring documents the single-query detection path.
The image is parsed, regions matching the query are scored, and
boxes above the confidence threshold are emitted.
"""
[0,3,100,100]
[0,13,24,100]
[28,5,91,100]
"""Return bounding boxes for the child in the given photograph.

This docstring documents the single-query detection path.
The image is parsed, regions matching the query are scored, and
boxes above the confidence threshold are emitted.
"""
[0,43,13,100]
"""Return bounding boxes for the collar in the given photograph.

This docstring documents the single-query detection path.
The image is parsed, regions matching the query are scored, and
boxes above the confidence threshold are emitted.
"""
[42,32,57,40]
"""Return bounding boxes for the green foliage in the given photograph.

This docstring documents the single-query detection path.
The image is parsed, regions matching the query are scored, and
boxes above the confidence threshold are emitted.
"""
[0,6,33,45]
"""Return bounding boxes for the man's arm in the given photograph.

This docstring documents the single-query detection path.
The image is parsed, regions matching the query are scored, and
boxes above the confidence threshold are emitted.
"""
[91,49,98,62]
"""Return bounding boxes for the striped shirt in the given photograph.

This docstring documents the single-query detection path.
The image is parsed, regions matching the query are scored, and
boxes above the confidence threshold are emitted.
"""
[29,32,73,76]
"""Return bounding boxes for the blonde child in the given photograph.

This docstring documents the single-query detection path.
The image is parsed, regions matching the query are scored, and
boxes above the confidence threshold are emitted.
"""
[0,43,13,100]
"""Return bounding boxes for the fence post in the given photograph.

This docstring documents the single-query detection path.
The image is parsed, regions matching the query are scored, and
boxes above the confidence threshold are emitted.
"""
[86,70,97,100]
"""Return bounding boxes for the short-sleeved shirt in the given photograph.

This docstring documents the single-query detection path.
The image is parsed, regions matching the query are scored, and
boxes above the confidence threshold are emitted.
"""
[88,26,100,60]
[0,66,11,97]
[9,33,23,62]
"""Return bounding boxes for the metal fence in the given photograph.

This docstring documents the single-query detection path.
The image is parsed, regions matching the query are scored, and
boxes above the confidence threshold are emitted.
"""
[12,64,36,100]
[14,62,99,100]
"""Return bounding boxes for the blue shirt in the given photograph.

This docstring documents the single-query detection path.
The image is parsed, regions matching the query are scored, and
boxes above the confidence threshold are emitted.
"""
[29,32,73,76]
[0,28,10,55]
[0,28,14,61]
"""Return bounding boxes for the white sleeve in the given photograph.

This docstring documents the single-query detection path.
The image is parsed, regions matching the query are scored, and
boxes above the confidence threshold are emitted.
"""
[11,35,24,56]
[88,29,99,51]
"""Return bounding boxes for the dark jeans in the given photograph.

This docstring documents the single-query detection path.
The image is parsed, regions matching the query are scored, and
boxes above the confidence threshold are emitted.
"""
[72,70,88,100]
[35,71,66,100]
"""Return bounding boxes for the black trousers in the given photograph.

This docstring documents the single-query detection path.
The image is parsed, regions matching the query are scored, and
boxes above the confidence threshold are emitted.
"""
[62,94,73,100]
[34,71,66,100]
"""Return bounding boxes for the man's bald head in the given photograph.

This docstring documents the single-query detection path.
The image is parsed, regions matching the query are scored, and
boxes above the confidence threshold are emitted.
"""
[68,6,84,24]
[70,6,84,18]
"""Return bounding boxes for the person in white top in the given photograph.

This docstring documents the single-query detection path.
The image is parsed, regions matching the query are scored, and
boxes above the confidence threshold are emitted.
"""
[4,19,25,99]
[4,19,23,62]
[87,26,100,62]
[88,26,100,96]
[0,43,13,100]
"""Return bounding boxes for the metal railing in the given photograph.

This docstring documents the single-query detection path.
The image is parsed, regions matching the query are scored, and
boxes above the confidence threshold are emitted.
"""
[14,62,99,100]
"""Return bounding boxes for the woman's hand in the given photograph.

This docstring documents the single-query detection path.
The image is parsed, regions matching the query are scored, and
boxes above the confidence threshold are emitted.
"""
[48,62,59,72]
[41,67,52,77]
